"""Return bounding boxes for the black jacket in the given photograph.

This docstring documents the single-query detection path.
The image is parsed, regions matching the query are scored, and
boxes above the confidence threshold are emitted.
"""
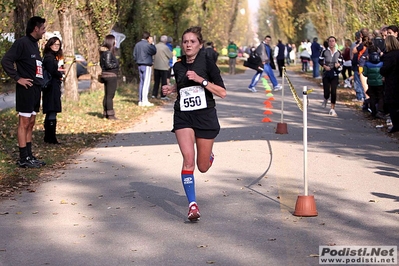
[380,50,399,105]
[100,48,119,75]
[1,35,43,86]
[204,47,218,64]
[42,53,63,113]
[276,42,285,60]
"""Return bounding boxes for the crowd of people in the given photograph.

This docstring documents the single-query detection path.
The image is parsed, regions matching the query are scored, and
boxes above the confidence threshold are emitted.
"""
[244,26,399,132]
[312,25,399,132]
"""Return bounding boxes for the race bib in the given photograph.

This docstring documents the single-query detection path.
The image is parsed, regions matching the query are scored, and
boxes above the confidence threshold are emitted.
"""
[36,60,43,79]
[179,86,207,111]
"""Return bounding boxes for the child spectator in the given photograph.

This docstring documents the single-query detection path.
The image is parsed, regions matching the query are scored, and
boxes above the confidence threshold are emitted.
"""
[300,50,311,72]
[362,45,384,119]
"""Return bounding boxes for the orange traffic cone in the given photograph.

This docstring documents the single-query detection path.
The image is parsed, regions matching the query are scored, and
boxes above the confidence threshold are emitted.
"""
[264,101,273,108]
[263,110,273,115]
[262,117,272,122]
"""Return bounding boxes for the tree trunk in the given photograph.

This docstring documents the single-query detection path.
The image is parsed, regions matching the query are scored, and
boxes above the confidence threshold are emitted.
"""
[58,5,79,101]
[14,0,35,39]
[85,27,102,91]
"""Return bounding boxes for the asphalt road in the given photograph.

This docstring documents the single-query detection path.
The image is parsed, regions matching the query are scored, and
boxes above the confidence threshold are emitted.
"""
[0,69,398,265]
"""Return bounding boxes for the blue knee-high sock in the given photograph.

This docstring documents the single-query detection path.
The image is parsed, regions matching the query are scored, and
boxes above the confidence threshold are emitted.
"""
[181,170,195,204]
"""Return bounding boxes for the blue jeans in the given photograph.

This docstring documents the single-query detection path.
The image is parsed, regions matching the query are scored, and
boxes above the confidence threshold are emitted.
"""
[353,71,365,100]
[248,71,262,89]
[311,57,320,78]
[248,63,278,88]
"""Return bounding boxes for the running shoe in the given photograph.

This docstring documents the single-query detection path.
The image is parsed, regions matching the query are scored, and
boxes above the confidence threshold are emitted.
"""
[273,85,282,91]
[30,156,46,166]
[329,109,337,117]
[188,202,200,221]
[17,157,41,168]
[321,99,327,108]
[141,102,154,107]
[248,87,257,93]
[344,78,351,88]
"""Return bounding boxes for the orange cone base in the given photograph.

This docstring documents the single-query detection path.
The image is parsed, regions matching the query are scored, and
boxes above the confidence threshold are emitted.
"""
[263,110,273,115]
[293,195,318,217]
[262,117,272,122]
[263,101,273,108]
[276,122,288,134]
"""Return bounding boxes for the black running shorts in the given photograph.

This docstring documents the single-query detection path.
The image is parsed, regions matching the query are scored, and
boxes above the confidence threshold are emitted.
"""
[15,83,41,113]
[173,107,220,139]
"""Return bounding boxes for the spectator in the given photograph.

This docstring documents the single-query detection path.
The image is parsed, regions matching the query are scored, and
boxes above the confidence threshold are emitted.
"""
[299,49,311,72]
[285,43,292,65]
[372,29,385,52]
[1,16,47,168]
[42,37,65,143]
[133,31,156,107]
[354,29,370,106]
[311,37,323,78]
[221,46,228,56]
[204,41,218,64]
[248,35,281,92]
[152,35,173,100]
[342,39,352,88]
[100,34,119,119]
[381,26,388,40]
[362,45,384,119]
[386,25,399,40]
[166,36,174,84]
[351,31,366,102]
[358,36,372,109]
[227,40,238,75]
[274,39,287,77]
[289,43,296,64]
[380,35,399,133]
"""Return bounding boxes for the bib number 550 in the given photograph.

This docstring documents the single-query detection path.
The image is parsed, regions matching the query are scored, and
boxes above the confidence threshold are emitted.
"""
[184,96,201,108]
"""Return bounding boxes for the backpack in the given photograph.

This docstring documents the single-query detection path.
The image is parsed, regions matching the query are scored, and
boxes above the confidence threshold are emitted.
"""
[357,46,367,67]
[42,68,52,90]
[205,47,218,64]
[368,51,380,64]
[244,51,263,71]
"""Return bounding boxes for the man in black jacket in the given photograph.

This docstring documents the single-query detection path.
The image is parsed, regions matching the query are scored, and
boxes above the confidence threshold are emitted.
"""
[1,16,46,168]
[204,41,218,64]
[274,39,286,77]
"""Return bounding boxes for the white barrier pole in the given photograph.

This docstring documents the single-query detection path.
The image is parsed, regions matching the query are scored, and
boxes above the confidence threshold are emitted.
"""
[276,67,288,134]
[303,86,308,196]
[293,87,317,217]
[281,68,285,123]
